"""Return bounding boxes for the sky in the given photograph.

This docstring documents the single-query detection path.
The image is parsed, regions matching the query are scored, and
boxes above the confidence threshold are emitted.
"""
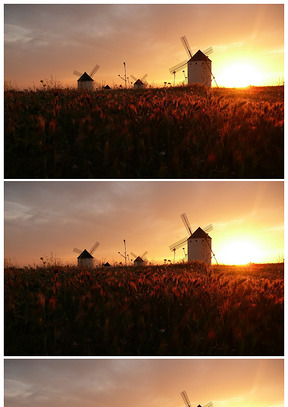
[4,359,284,407]
[4,3,284,89]
[4,180,284,267]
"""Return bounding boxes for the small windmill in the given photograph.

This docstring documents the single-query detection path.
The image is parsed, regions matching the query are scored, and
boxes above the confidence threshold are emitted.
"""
[130,74,148,89]
[73,64,100,90]
[130,251,148,266]
[169,35,217,87]
[181,391,214,407]
[73,241,100,267]
[169,213,217,265]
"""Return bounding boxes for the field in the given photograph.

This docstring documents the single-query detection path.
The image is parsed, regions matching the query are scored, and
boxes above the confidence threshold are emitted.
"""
[4,262,284,356]
[4,85,284,179]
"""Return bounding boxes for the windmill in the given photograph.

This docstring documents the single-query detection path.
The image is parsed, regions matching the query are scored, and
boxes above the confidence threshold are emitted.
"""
[181,391,214,407]
[169,213,217,265]
[73,64,100,90]
[130,74,148,89]
[130,251,148,266]
[73,241,100,267]
[169,35,217,87]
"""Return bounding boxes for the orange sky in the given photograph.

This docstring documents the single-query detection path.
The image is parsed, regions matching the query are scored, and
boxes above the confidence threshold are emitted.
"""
[4,359,284,407]
[4,181,284,266]
[4,4,284,89]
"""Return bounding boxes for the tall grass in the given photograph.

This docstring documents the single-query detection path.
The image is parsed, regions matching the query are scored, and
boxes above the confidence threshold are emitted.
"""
[5,262,283,356]
[5,85,283,178]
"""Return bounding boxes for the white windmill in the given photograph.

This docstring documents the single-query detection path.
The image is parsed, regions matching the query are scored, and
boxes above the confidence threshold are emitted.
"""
[130,251,148,266]
[169,35,217,87]
[181,391,214,407]
[73,64,100,90]
[130,74,148,89]
[73,241,100,267]
[169,213,217,265]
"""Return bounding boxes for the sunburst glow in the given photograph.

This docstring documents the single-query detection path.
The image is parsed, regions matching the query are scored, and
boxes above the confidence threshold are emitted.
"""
[217,62,264,88]
[217,239,264,265]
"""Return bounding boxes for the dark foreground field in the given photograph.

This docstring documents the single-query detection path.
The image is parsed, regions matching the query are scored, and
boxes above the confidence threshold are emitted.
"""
[5,262,283,356]
[5,85,283,179]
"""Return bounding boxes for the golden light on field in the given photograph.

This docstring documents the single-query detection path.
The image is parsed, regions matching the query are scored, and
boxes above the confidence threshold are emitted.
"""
[217,239,264,265]
[217,61,264,88]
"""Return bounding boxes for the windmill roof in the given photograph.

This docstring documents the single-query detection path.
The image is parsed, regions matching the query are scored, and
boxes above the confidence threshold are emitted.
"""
[134,256,144,262]
[78,249,93,259]
[78,72,94,82]
[190,50,211,62]
[190,227,211,239]
[134,79,144,85]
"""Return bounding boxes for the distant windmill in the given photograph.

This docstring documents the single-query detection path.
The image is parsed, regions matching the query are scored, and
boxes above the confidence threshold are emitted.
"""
[130,251,148,266]
[181,391,214,407]
[73,241,100,267]
[169,213,217,265]
[73,64,100,90]
[130,74,148,89]
[169,35,217,87]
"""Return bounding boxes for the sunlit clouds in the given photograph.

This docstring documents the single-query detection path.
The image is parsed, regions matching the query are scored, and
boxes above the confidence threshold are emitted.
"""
[4,359,284,407]
[4,4,284,89]
[4,181,284,266]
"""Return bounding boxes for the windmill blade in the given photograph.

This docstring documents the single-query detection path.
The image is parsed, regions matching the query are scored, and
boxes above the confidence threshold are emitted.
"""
[141,251,148,259]
[169,236,187,251]
[73,70,83,77]
[180,391,192,407]
[73,248,82,254]
[130,74,137,82]
[181,35,193,58]
[203,59,219,88]
[169,60,188,74]
[90,64,100,77]
[90,241,100,255]
[203,402,213,407]
[203,237,218,265]
[141,74,148,82]
[181,213,193,236]
[203,46,213,56]
[130,251,138,259]
[203,224,213,233]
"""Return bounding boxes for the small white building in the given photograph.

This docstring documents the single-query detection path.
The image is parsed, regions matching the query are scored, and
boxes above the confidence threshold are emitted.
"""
[187,227,212,265]
[133,79,145,89]
[187,50,212,88]
[77,249,94,267]
[134,256,145,266]
[77,72,94,90]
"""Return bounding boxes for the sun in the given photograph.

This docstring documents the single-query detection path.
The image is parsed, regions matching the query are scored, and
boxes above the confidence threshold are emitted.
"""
[217,62,263,88]
[217,239,263,265]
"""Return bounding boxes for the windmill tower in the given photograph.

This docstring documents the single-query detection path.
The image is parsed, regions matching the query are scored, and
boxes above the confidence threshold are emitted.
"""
[130,74,148,89]
[130,251,148,266]
[169,36,217,88]
[73,241,100,267]
[181,391,213,407]
[169,213,217,265]
[73,64,100,90]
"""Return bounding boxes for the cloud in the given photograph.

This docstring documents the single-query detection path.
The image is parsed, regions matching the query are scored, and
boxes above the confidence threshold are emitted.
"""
[5,360,284,407]
[4,4,283,87]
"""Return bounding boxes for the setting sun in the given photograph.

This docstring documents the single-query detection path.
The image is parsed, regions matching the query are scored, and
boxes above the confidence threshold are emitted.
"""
[217,239,264,265]
[217,61,264,88]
